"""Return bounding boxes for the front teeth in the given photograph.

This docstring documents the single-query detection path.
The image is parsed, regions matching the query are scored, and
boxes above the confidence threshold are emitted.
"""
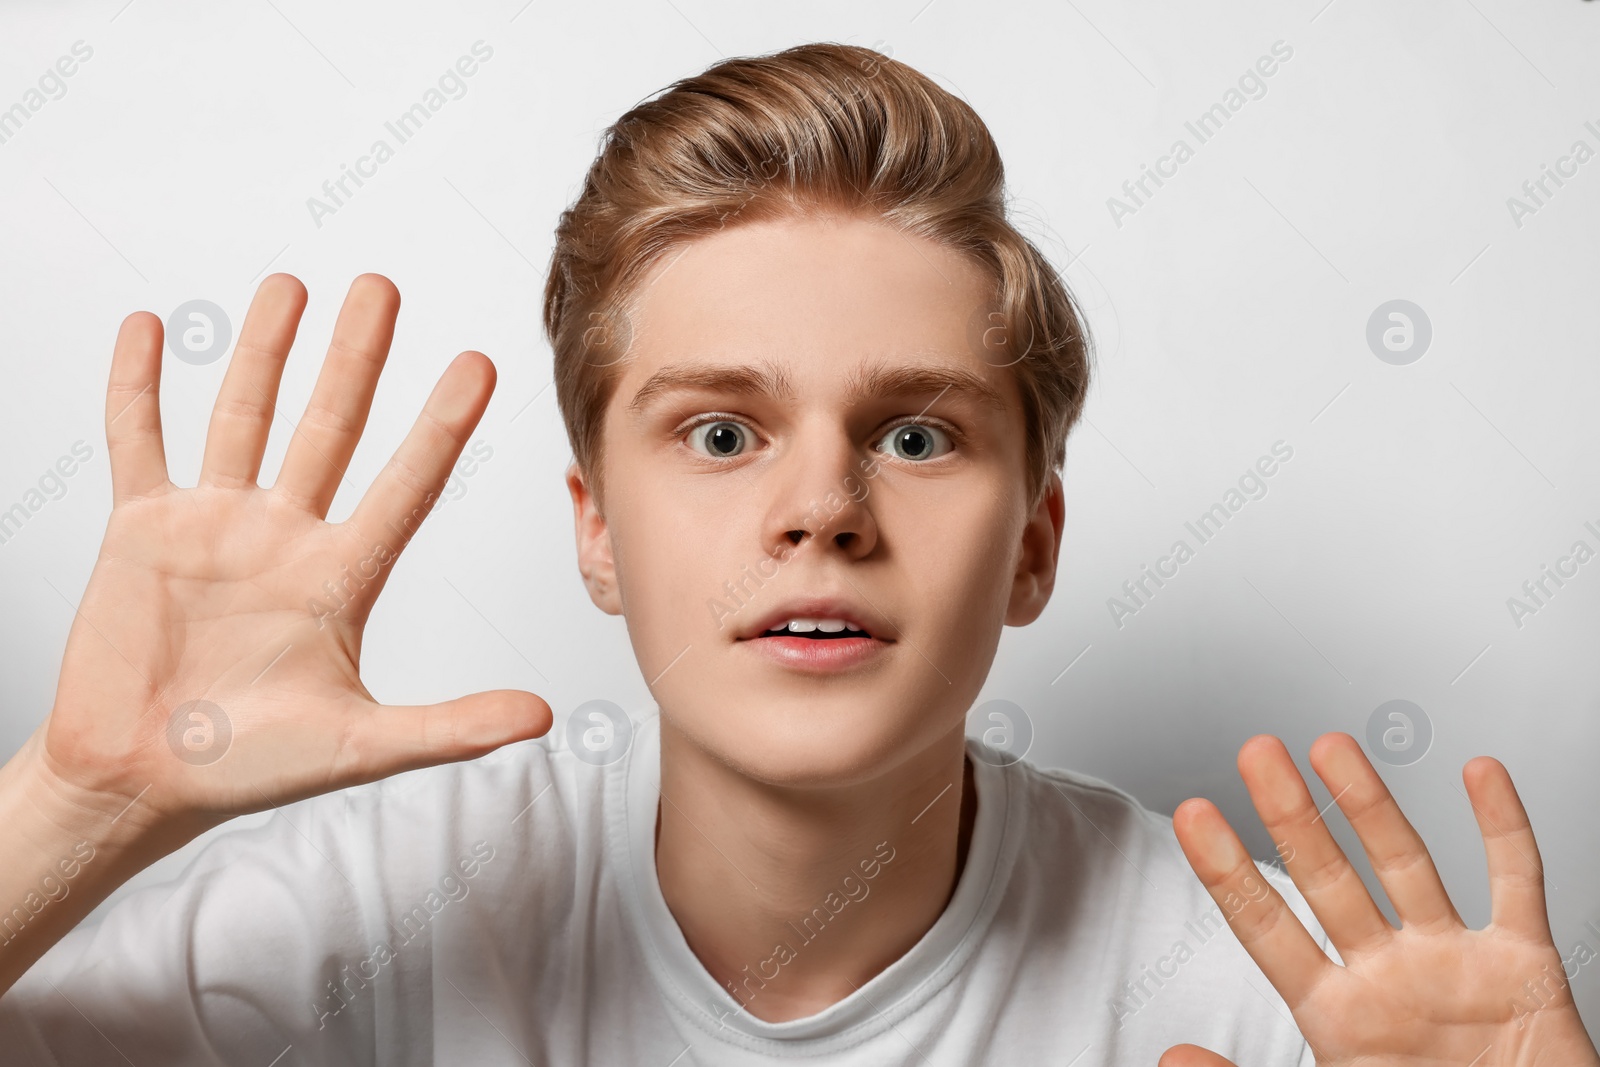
[777,618,862,633]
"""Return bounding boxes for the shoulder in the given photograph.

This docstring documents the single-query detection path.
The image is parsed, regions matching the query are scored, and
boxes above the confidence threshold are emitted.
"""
[998,750,1333,955]
[132,725,612,928]
[313,721,611,843]
[335,721,589,805]
[1005,757,1191,877]
[990,754,1323,1056]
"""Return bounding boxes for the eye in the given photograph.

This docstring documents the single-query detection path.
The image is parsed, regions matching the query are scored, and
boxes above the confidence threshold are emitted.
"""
[686,419,752,458]
[875,422,953,462]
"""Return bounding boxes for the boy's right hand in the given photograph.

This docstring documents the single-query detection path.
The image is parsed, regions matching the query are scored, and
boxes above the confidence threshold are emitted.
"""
[34,272,552,842]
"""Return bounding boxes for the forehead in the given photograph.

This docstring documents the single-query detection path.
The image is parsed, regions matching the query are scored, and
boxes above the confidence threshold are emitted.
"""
[613,212,1006,398]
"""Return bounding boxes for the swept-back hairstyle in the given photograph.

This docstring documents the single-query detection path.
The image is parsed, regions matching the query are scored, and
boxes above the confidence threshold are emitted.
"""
[542,41,1092,509]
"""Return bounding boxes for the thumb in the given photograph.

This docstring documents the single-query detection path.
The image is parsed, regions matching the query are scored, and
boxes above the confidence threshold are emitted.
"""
[346,689,554,782]
[1159,1045,1237,1067]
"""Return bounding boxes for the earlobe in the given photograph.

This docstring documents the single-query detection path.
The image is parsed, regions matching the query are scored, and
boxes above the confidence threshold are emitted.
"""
[566,462,623,616]
[1004,471,1065,626]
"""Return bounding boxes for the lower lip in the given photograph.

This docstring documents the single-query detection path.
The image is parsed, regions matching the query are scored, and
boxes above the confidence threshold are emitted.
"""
[738,635,890,671]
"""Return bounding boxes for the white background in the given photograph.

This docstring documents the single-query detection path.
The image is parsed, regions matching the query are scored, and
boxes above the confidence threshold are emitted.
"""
[1,0,1597,1036]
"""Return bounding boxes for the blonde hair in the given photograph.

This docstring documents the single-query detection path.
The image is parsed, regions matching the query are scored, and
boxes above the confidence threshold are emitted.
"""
[542,41,1093,510]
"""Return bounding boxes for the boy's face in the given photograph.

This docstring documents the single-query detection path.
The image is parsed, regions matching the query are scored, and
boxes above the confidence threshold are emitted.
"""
[569,212,1064,785]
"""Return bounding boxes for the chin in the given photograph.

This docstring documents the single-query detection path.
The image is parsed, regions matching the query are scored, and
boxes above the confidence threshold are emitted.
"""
[667,687,953,790]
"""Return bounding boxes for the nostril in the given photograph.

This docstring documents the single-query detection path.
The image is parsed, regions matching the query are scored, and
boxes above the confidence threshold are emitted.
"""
[785,529,805,544]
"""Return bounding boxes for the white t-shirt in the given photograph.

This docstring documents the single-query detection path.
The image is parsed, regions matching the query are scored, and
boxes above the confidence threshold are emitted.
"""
[0,713,1330,1065]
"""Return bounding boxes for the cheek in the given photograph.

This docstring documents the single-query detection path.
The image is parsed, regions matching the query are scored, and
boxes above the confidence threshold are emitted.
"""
[896,491,1018,638]
[615,553,702,682]
[608,477,746,639]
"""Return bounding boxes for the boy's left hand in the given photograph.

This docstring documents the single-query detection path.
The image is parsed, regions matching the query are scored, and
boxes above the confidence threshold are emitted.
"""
[1159,732,1598,1067]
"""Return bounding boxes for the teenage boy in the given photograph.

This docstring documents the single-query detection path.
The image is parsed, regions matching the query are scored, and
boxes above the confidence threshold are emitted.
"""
[0,42,1592,1067]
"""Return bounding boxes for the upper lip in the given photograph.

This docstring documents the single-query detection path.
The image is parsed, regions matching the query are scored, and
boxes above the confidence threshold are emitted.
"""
[737,597,895,641]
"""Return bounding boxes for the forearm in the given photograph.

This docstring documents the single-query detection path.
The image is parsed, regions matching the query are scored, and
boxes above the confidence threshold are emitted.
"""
[0,723,196,997]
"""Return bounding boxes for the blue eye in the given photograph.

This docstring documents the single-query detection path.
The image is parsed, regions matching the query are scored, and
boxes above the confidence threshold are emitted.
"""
[688,420,750,458]
[875,422,953,461]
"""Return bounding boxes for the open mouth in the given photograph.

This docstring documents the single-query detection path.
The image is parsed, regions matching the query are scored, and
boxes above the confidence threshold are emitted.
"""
[739,615,890,669]
[756,621,874,640]
[759,628,866,640]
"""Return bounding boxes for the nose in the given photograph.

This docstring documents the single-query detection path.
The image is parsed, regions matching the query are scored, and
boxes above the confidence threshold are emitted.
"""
[763,425,879,563]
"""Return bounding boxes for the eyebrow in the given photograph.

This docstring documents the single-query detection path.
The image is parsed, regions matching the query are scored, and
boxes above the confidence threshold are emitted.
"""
[625,358,1008,416]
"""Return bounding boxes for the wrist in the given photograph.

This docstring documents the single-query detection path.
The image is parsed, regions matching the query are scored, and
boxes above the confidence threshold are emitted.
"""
[0,722,200,995]
[3,722,195,868]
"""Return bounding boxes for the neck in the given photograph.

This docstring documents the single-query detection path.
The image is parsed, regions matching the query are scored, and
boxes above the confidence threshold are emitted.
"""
[654,719,978,1023]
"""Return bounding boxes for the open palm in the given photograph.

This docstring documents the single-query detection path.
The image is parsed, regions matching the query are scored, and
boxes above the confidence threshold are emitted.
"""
[1162,733,1597,1067]
[36,273,551,841]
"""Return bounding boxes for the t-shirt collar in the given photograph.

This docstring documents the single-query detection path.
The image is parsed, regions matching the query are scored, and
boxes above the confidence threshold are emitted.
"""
[607,712,1019,1045]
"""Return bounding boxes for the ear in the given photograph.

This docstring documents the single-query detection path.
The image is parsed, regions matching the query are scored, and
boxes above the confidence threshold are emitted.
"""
[567,461,623,616]
[1004,471,1065,626]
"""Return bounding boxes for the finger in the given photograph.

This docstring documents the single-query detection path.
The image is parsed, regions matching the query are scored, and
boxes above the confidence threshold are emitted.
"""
[345,351,494,569]
[1237,735,1392,957]
[1158,1045,1236,1067]
[198,274,307,487]
[105,311,170,502]
[1309,733,1463,931]
[341,690,553,783]
[274,274,400,516]
[1172,797,1337,1008]
[1463,755,1553,942]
